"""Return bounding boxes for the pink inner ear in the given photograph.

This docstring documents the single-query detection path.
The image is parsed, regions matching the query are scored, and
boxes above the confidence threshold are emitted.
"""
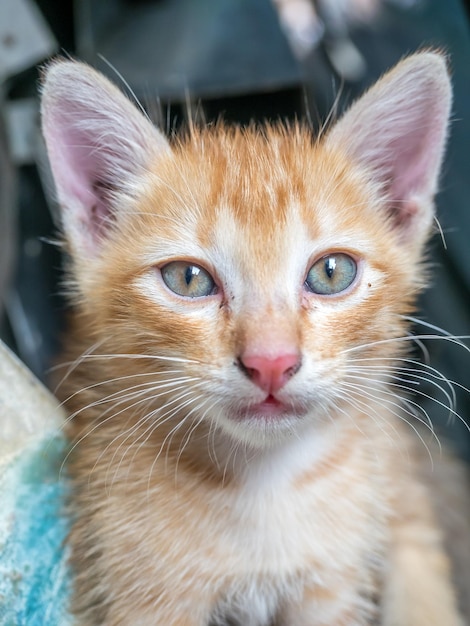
[387,125,435,207]
[49,117,117,245]
[383,117,444,235]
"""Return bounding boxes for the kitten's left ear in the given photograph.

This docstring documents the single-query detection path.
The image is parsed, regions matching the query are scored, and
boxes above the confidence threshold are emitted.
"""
[326,51,452,242]
[41,59,171,257]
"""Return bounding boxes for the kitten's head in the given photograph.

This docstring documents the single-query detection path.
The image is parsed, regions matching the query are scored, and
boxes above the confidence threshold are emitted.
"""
[41,53,451,449]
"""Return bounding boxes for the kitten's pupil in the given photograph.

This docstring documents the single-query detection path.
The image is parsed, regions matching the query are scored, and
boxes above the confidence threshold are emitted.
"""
[185,265,198,286]
[325,257,336,279]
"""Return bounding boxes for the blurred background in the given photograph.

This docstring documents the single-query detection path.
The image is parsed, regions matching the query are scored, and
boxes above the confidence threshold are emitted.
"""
[0,0,469,458]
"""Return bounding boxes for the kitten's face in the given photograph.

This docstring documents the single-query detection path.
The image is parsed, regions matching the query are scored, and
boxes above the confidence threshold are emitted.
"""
[81,127,422,447]
[41,54,451,449]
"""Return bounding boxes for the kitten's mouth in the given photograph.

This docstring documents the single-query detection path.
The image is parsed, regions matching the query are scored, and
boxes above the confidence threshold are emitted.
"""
[236,394,295,421]
[261,395,281,408]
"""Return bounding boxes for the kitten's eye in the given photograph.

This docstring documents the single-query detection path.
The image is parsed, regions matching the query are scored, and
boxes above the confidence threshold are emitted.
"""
[161,261,216,298]
[305,253,357,295]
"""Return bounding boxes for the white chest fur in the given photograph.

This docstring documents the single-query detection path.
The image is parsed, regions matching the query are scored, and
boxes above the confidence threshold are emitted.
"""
[181,425,389,625]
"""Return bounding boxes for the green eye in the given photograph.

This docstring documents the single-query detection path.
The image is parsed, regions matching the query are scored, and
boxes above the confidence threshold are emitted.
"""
[305,253,357,295]
[161,262,216,298]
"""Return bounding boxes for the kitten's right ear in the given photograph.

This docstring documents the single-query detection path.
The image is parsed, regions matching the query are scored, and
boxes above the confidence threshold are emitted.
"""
[325,51,451,245]
[41,59,170,256]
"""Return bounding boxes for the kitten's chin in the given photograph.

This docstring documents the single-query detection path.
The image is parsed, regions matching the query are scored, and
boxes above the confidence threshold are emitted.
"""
[214,395,310,448]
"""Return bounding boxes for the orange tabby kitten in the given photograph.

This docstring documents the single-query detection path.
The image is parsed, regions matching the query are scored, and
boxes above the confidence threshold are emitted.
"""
[41,52,468,625]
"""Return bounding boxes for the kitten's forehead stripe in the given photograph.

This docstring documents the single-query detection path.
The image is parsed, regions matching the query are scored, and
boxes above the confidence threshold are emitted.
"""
[142,123,393,272]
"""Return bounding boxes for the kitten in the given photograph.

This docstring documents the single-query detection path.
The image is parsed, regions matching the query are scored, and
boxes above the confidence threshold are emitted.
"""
[41,52,469,625]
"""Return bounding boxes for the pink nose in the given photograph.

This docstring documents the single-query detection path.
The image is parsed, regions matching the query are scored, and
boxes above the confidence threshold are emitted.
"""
[239,353,301,393]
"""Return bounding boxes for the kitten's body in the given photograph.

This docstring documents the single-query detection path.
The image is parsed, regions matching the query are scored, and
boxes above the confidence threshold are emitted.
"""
[41,53,469,625]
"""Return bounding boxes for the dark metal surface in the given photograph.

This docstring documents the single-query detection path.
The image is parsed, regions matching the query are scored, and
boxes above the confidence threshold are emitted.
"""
[78,0,302,101]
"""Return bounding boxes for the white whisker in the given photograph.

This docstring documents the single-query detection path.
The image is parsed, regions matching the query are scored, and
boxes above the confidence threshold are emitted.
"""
[335,387,411,462]
[343,334,470,355]
[343,371,447,428]
[61,377,199,479]
[61,373,193,408]
[52,339,106,393]
[108,383,207,489]
[173,397,220,481]
[340,380,439,465]
[402,315,462,339]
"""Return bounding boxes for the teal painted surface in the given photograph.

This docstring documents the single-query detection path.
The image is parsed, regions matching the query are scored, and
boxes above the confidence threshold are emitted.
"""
[0,436,71,625]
